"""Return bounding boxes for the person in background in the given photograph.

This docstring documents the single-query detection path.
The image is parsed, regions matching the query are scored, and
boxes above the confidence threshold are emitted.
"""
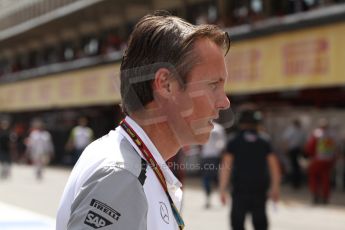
[341,129,345,192]
[12,122,27,163]
[200,122,226,208]
[0,119,12,179]
[282,118,306,189]
[66,117,94,165]
[26,119,54,180]
[305,118,337,204]
[219,109,281,230]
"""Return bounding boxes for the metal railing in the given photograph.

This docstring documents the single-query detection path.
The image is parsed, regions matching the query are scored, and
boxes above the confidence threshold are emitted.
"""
[0,0,105,41]
[0,50,122,84]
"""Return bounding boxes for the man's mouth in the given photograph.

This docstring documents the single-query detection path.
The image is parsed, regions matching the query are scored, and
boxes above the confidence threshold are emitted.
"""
[208,116,218,126]
[208,120,214,126]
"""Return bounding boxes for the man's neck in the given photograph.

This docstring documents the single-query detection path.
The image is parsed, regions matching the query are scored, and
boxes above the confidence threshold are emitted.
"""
[129,115,180,161]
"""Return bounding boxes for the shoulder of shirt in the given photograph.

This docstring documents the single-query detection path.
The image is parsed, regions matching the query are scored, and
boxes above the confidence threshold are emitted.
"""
[76,130,148,186]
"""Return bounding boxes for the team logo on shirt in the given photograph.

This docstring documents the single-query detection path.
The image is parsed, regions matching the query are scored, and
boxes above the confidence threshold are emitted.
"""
[84,211,112,229]
[159,201,169,224]
[90,199,121,221]
[84,199,122,229]
[244,132,258,142]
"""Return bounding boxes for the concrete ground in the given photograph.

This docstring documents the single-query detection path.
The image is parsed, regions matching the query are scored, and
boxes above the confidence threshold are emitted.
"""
[0,164,345,230]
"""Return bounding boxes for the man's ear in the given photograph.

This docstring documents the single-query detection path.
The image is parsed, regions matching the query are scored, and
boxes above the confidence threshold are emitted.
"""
[152,68,172,98]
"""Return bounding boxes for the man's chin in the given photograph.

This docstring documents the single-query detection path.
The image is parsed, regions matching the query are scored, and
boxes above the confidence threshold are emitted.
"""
[194,132,211,145]
[174,122,212,146]
[193,125,213,136]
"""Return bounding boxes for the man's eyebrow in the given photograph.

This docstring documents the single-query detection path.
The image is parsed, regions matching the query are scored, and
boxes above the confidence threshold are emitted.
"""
[206,76,225,83]
[215,76,226,82]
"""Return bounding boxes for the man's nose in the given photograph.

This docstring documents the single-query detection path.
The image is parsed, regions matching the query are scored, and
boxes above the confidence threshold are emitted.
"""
[217,94,230,110]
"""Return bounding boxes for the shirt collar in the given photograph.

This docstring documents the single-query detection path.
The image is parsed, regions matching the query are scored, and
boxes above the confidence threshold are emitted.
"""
[119,116,182,188]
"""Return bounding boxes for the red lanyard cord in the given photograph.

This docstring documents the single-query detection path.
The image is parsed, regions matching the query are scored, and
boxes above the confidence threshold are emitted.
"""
[120,119,185,230]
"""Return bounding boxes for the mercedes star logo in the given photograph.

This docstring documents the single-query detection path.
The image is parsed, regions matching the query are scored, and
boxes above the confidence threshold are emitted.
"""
[159,202,169,224]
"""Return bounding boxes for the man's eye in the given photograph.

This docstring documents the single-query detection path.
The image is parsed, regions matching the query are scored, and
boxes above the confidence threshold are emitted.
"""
[209,82,218,90]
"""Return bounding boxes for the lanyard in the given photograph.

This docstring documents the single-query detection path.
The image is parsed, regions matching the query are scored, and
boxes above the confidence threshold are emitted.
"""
[120,119,185,230]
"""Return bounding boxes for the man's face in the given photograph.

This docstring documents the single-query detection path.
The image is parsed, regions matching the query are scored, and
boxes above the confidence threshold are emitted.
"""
[167,38,230,145]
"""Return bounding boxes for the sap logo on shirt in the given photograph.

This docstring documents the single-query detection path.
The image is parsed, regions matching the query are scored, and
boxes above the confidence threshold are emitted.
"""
[84,210,113,229]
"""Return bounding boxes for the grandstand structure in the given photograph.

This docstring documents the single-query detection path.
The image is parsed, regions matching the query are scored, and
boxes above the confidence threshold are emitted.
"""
[0,0,345,164]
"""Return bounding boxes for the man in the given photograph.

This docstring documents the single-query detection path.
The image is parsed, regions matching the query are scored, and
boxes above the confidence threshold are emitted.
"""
[341,128,345,192]
[57,11,230,230]
[219,109,280,230]
[26,119,54,180]
[200,122,226,208]
[282,119,306,189]
[305,118,337,204]
[0,119,12,179]
[66,117,94,165]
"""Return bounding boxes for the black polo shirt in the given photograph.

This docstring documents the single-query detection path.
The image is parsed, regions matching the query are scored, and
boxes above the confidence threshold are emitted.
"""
[225,129,273,196]
[0,129,10,153]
